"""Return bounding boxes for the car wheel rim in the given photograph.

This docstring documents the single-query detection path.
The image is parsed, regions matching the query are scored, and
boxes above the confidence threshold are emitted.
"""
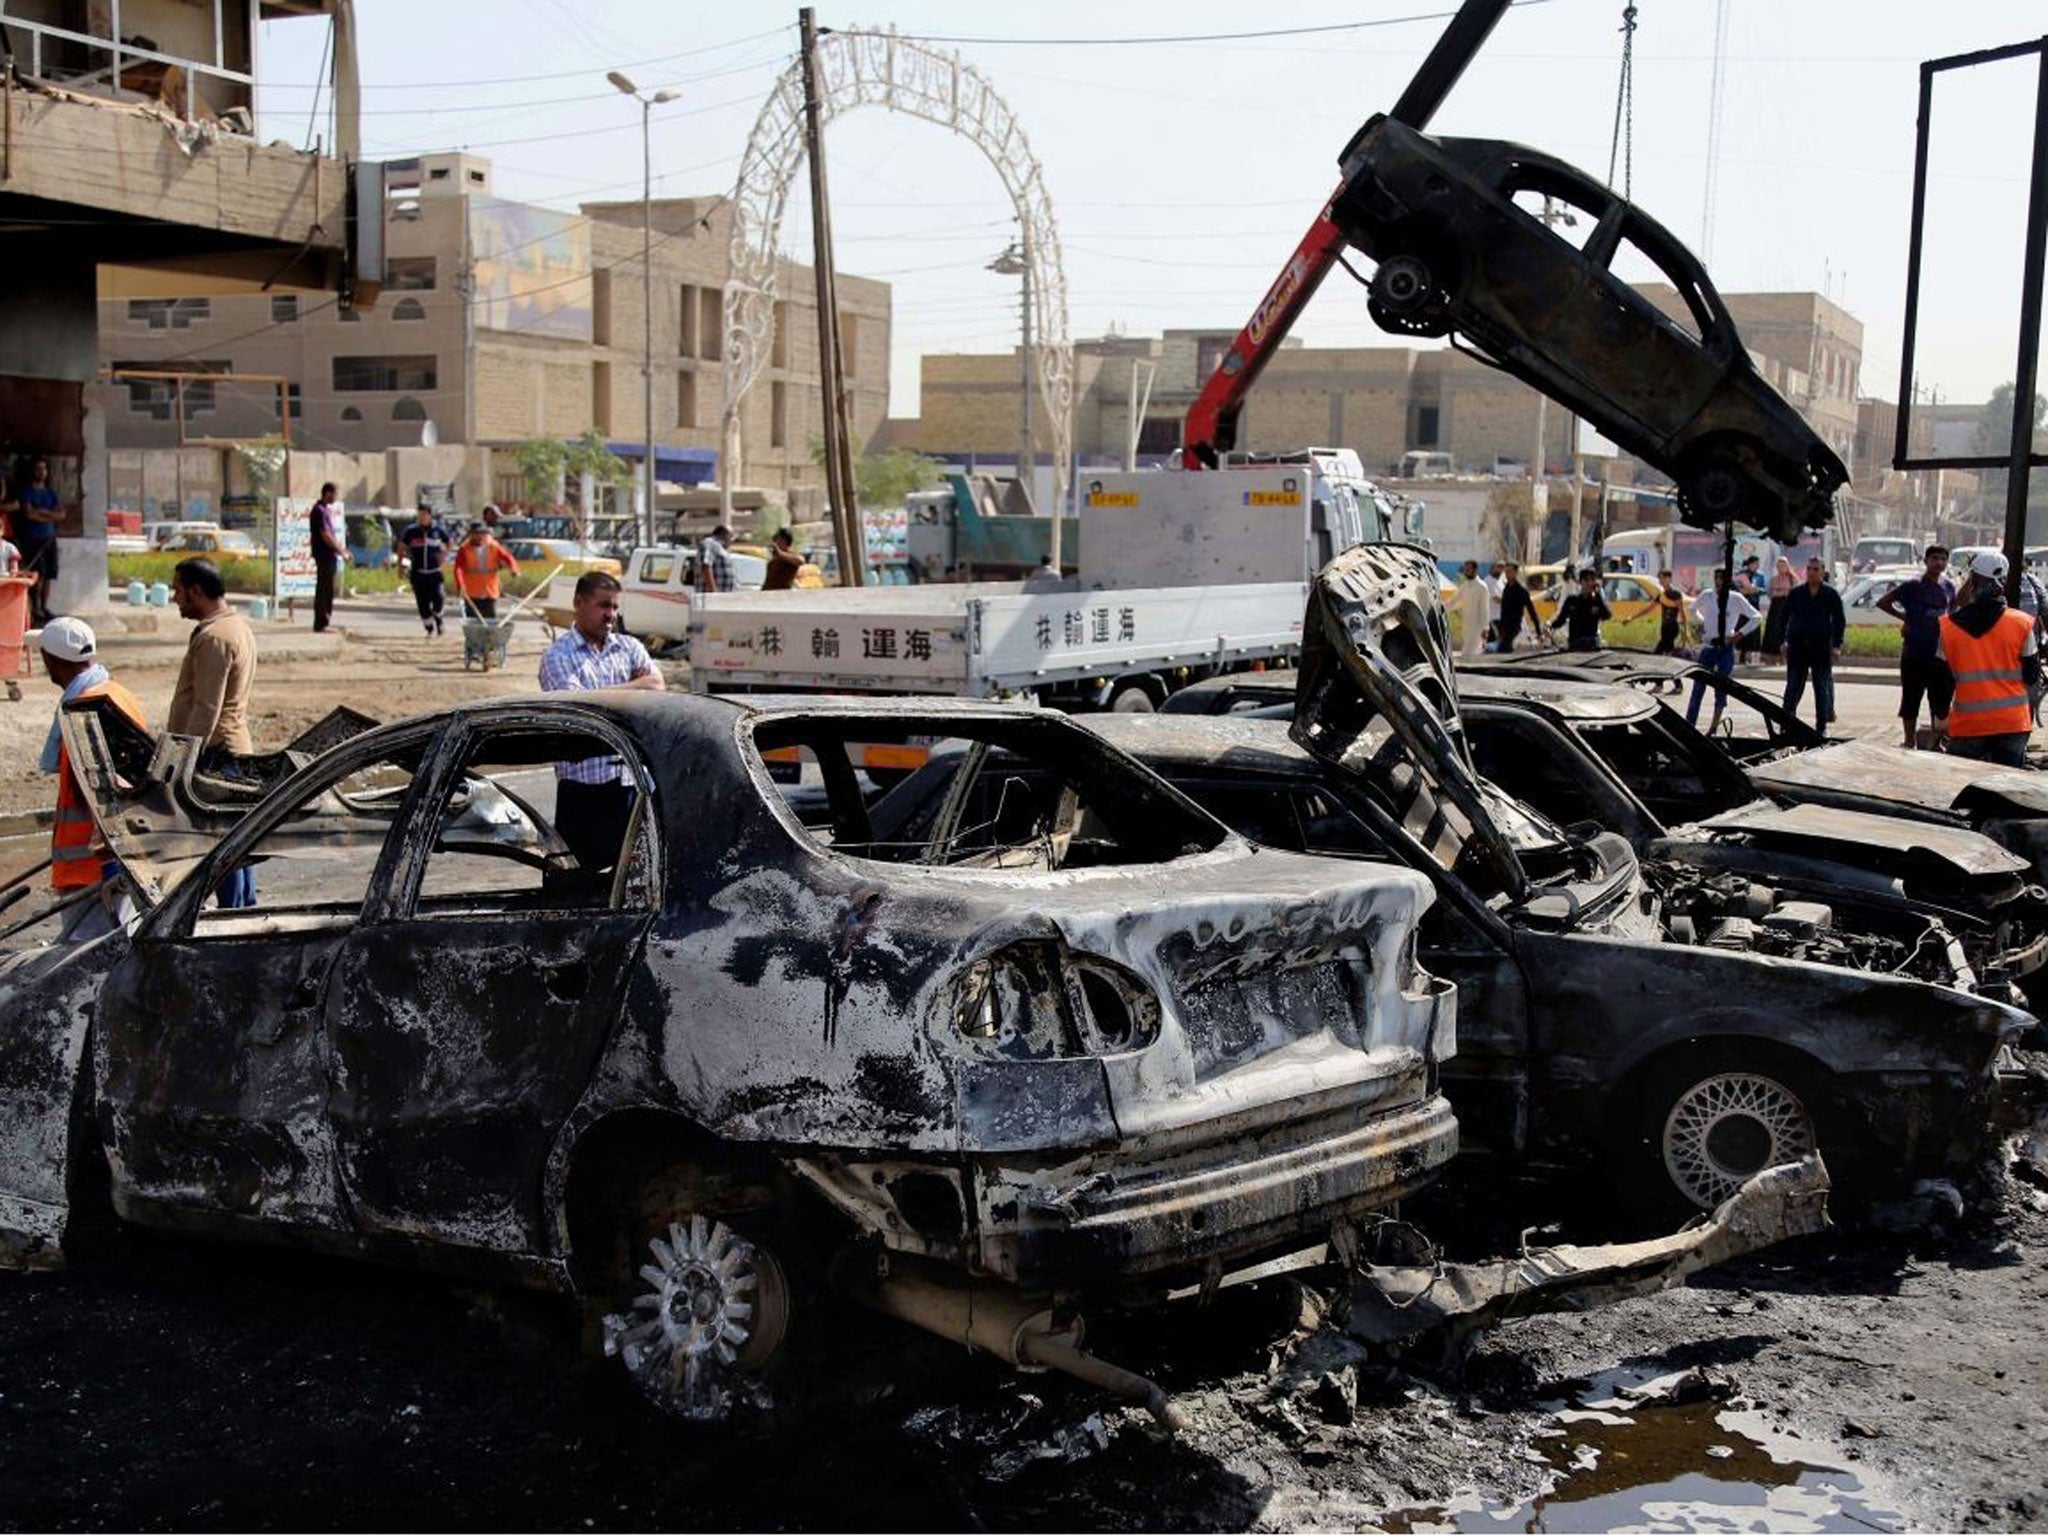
[1661,1071,1813,1209]
[604,1215,790,1421]
[1373,256,1434,314]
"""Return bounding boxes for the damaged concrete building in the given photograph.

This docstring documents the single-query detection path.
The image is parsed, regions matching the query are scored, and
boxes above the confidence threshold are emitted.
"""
[0,0,356,612]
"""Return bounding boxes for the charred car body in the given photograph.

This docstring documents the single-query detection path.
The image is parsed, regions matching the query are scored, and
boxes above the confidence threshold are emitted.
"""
[1462,649,2048,896]
[0,692,1458,1418]
[1166,664,2048,1001]
[1328,116,1845,542]
[1079,547,2035,1213]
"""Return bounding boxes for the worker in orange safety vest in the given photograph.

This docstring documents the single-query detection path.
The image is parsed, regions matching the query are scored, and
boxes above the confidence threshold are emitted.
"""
[1937,549,2040,769]
[449,522,521,621]
[38,617,149,942]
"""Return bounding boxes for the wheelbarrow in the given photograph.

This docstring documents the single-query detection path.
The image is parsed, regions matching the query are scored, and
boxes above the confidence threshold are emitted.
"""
[459,565,560,673]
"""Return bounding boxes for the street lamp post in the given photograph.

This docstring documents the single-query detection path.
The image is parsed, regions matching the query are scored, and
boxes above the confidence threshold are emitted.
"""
[988,240,1033,500]
[609,71,678,548]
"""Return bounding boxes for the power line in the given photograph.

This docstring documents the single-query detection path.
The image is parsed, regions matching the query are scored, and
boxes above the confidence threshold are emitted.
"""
[828,0,1558,49]
[258,25,793,91]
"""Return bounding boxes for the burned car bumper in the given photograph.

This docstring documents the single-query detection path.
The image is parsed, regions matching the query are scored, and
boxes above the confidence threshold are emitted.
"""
[981,1054,1458,1290]
[801,975,1459,1293]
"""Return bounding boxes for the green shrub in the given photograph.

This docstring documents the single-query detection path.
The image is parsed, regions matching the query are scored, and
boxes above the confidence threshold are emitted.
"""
[110,553,272,594]
[107,555,552,604]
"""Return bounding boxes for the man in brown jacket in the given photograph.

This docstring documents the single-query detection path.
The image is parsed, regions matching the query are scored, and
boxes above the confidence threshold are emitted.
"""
[169,557,256,755]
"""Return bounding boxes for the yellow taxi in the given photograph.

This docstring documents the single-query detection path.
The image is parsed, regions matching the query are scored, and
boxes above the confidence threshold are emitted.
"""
[1528,567,1665,626]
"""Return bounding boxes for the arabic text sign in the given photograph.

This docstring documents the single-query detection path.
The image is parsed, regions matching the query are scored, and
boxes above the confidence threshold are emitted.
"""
[274,496,317,601]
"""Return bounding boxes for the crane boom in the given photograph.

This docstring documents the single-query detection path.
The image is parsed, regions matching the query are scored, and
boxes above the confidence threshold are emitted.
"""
[1180,0,1515,469]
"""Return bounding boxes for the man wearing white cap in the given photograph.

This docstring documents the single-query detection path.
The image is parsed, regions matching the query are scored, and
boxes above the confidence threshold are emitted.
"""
[37,618,149,941]
[1937,550,2040,768]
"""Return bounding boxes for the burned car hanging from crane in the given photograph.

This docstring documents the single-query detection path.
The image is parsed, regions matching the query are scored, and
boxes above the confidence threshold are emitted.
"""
[1328,117,1846,543]
[0,691,1459,1422]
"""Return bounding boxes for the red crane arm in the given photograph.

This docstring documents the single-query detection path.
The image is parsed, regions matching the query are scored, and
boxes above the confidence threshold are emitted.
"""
[1180,201,1348,469]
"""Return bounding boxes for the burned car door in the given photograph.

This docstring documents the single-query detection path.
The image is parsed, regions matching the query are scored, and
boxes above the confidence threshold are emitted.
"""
[95,724,439,1235]
[319,714,658,1261]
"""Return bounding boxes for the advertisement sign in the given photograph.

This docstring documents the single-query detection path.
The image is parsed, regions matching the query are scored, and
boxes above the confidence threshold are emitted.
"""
[274,496,317,602]
[468,200,592,341]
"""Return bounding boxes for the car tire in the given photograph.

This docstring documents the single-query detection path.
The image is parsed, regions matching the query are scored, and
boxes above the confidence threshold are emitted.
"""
[1679,451,1750,523]
[1626,1051,1826,1218]
[1110,683,1158,713]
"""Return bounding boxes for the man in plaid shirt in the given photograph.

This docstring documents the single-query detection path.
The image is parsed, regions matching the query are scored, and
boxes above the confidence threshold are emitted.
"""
[697,523,735,593]
[537,571,664,890]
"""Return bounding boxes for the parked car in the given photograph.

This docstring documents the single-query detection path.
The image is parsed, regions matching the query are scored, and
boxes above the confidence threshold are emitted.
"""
[504,538,623,577]
[1840,567,1922,627]
[156,528,265,560]
[145,519,223,551]
[1329,116,1847,542]
[1167,662,2048,1000]
[1462,649,2048,882]
[1118,546,2038,1214]
[0,690,1458,1422]
[1528,570,1664,627]
[1449,669,2048,998]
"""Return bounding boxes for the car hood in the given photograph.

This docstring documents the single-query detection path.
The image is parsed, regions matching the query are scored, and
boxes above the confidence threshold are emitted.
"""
[1681,800,2032,887]
[1747,739,2048,820]
[1292,543,1528,900]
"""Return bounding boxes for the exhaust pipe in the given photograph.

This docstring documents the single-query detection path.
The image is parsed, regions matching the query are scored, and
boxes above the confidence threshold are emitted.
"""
[837,1251,1187,1432]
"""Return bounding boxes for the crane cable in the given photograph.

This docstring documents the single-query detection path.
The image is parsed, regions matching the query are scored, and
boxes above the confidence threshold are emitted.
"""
[1607,3,1638,200]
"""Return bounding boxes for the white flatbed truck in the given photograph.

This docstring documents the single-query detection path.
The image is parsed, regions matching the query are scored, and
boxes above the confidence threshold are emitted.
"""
[688,449,1417,713]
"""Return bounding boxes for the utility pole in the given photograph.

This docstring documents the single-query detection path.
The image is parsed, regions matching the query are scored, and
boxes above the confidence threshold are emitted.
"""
[608,70,678,547]
[798,7,864,586]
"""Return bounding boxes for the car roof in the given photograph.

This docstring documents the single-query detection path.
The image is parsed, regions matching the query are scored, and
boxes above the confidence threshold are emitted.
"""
[1454,669,1660,722]
[1080,713,1322,776]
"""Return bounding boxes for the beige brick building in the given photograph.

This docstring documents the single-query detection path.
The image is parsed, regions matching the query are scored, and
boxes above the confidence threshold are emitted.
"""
[888,288,1863,488]
[886,328,1573,480]
[98,152,892,517]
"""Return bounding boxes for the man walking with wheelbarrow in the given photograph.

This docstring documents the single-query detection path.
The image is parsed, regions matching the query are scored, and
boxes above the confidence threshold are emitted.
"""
[450,520,520,622]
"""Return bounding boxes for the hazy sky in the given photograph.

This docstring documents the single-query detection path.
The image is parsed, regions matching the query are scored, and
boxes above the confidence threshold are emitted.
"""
[258,1,2048,423]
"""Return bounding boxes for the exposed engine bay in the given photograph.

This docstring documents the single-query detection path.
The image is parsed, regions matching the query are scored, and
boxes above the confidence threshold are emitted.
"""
[1646,859,1973,990]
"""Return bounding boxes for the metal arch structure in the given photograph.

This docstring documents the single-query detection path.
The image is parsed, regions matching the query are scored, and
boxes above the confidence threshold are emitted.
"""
[722,28,1073,525]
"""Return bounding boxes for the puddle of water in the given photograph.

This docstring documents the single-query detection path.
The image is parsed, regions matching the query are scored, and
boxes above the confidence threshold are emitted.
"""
[1374,1397,1903,1534]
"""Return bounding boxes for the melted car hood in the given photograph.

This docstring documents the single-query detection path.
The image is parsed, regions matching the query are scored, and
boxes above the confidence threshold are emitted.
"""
[1291,543,1528,900]
[1748,739,2048,819]
[1689,800,2031,882]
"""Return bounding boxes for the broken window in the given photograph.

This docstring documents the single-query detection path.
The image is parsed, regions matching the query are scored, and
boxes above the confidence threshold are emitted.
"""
[763,717,1224,872]
[1573,720,1721,827]
[1606,223,1721,348]
[413,726,657,915]
[188,738,429,940]
[1502,172,1602,254]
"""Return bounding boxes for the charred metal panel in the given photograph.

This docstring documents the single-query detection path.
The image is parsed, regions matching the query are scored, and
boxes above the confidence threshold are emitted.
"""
[98,933,353,1233]
[0,941,126,1267]
[325,913,653,1255]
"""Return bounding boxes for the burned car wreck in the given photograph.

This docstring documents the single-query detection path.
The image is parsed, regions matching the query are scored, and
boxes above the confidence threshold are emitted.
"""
[1328,116,1845,542]
[0,691,1460,1420]
[1167,663,2048,1005]
[1053,547,2037,1214]
[1464,648,2048,883]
